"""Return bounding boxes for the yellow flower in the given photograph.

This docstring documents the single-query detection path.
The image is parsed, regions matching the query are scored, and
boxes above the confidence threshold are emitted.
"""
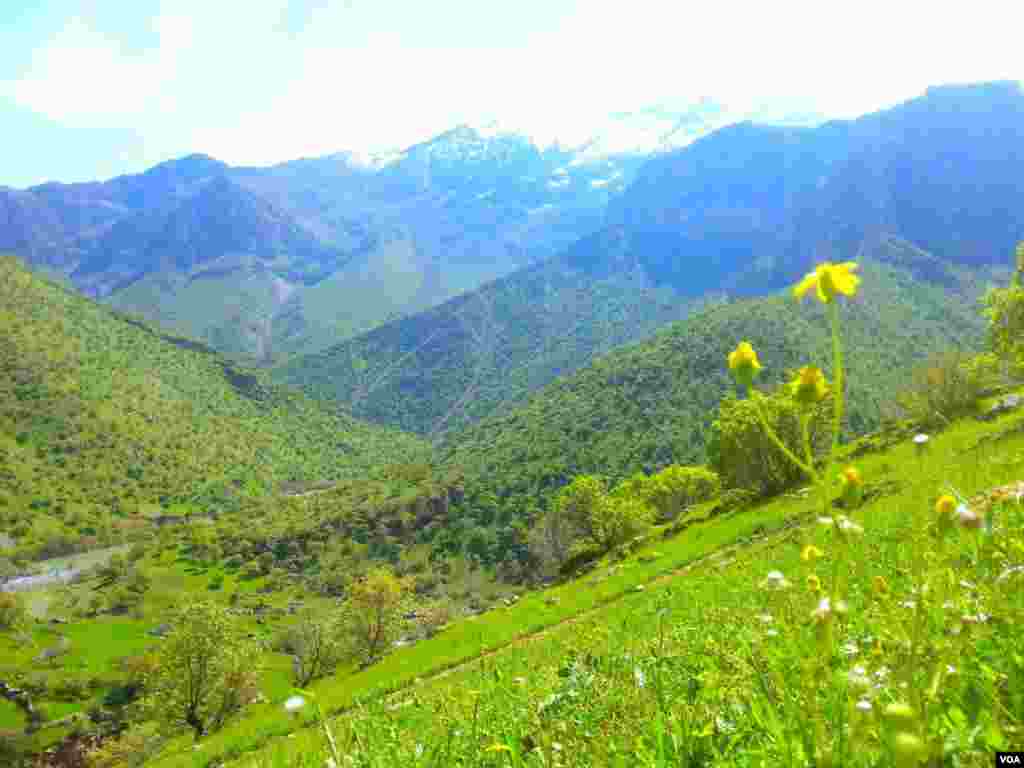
[872,575,889,596]
[793,262,861,303]
[485,744,513,753]
[801,544,824,562]
[935,494,956,518]
[840,466,864,507]
[790,366,829,406]
[840,467,862,489]
[806,574,822,593]
[727,341,762,387]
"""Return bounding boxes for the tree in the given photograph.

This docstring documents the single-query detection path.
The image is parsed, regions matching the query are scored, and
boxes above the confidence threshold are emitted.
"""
[528,478,599,572]
[982,241,1024,374]
[529,474,654,571]
[285,609,346,687]
[143,601,259,740]
[588,494,653,551]
[343,568,410,663]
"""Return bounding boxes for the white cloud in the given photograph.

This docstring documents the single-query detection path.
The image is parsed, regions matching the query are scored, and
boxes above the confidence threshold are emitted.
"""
[7,0,1024,171]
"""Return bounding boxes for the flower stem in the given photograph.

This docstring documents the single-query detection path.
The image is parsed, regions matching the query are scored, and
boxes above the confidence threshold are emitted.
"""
[748,388,818,483]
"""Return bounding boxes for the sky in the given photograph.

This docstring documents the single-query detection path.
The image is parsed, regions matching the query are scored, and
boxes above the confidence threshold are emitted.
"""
[1,0,1022,188]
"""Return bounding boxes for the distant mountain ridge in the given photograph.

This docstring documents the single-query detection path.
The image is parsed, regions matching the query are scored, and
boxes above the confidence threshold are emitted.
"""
[271,81,1024,435]
[0,102,823,361]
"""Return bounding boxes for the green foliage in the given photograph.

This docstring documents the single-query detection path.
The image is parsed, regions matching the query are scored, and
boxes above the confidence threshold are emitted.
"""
[530,475,655,573]
[894,350,994,428]
[284,609,347,687]
[441,259,985,526]
[0,255,429,560]
[0,591,27,630]
[273,258,698,435]
[710,388,831,495]
[617,465,721,522]
[142,601,260,739]
[982,244,1024,372]
[85,721,165,768]
[343,568,411,663]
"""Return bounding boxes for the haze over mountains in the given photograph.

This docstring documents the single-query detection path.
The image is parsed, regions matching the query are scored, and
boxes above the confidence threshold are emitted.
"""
[0,99,816,363]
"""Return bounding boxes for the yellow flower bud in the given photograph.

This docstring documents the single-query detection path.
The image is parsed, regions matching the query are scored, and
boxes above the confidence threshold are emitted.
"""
[840,466,864,508]
[841,467,862,489]
[872,575,890,596]
[727,341,762,387]
[790,366,829,406]
[801,544,824,562]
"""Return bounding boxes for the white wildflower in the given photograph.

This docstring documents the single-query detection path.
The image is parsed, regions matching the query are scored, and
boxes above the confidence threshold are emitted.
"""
[856,699,873,712]
[848,665,871,692]
[284,695,306,714]
[762,570,791,590]
[957,504,982,530]
[837,516,864,536]
[998,565,1024,583]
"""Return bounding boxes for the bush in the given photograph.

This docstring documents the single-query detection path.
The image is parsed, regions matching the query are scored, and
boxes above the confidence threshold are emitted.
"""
[710,389,830,495]
[588,495,654,552]
[894,350,992,428]
[529,475,654,573]
[417,600,453,638]
[982,246,1024,370]
[0,592,26,631]
[618,465,721,522]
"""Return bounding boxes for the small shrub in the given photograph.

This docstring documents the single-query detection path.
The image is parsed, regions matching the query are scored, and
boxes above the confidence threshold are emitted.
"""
[417,600,453,638]
[894,350,992,428]
[618,465,721,522]
[0,592,27,630]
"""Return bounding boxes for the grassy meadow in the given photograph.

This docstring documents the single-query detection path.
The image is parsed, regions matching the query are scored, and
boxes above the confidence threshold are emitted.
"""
[135,392,1024,768]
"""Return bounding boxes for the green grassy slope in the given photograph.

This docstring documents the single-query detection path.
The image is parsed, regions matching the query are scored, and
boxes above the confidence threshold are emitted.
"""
[0,255,429,558]
[146,390,1024,768]
[439,259,987,511]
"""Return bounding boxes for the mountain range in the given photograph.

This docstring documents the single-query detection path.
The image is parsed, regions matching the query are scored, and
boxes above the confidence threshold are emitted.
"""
[271,81,1024,437]
[1,100,811,363]
[3,81,1023,448]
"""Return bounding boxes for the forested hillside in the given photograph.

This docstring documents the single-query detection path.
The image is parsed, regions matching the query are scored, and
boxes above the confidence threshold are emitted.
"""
[438,257,989,518]
[0,256,429,560]
[275,82,1024,437]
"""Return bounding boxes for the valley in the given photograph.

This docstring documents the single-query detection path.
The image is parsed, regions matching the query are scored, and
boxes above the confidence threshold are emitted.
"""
[1,80,1024,767]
